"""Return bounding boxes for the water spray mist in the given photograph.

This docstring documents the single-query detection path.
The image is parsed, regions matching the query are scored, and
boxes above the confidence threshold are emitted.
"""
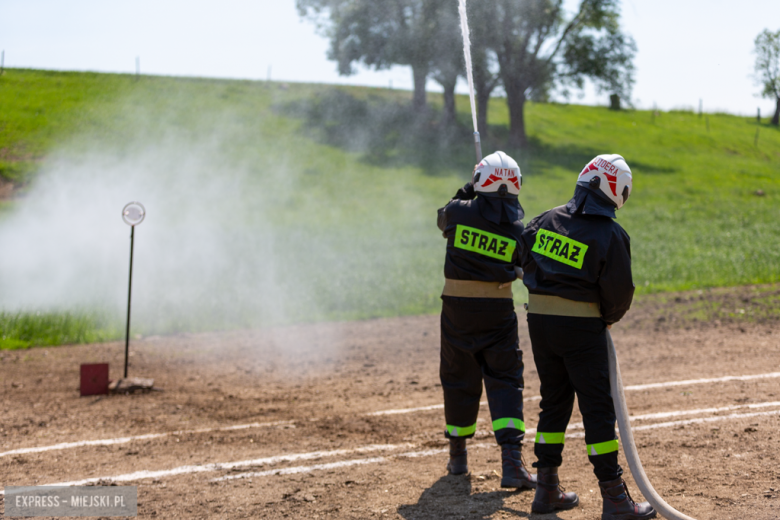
[457,0,482,163]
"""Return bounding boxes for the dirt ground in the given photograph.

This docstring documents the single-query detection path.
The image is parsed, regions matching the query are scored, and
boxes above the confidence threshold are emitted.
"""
[2,289,780,519]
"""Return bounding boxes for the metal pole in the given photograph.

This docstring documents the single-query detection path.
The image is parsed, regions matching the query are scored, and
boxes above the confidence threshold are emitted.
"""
[124,225,135,378]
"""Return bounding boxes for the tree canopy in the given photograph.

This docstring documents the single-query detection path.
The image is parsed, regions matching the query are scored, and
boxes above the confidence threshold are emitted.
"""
[297,0,451,110]
[298,0,636,147]
[486,0,636,146]
[754,28,780,125]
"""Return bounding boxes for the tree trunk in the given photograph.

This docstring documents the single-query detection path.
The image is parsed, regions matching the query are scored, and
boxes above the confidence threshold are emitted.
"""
[412,65,428,111]
[473,60,496,138]
[505,83,528,149]
[476,90,490,138]
[772,96,780,126]
[442,81,457,128]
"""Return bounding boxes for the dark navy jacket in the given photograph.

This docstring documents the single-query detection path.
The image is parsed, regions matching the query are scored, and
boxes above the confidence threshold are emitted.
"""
[520,185,634,324]
[438,185,525,284]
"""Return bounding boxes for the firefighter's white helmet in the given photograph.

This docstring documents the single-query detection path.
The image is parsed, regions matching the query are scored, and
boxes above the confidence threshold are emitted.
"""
[577,154,633,209]
[473,151,522,197]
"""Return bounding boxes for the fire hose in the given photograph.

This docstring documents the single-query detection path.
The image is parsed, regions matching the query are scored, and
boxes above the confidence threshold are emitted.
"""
[607,330,697,520]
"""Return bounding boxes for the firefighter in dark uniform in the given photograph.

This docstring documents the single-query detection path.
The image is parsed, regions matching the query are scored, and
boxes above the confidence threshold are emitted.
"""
[437,151,536,490]
[520,154,656,519]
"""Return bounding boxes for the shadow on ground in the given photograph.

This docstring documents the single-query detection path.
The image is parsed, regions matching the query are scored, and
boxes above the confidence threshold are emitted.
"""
[279,88,614,178]
[280,88,685,178]
[397,474,553,519]
[280,88,473,176]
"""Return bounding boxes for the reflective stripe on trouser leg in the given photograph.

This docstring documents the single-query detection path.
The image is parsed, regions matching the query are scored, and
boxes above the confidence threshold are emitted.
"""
[528,313,622,480]
[535,432,565,445]
[492,418,526,432]
[440,300,484,440]
[441,296,524,445]
[446,423,477,437]
[586,439,619,456]
[480,307,525,447]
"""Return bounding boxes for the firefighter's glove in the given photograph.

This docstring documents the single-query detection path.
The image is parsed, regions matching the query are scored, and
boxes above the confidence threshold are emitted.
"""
[453,182,476,201]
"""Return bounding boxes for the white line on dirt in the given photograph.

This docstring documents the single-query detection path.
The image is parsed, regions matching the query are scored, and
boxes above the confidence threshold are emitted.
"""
[367,371,780,416]
[379,401,780,435]
[215,456,390,480]
[368,396,544,416]
[11,407,780,490]
[213,444,495,482]
[562,401,780,431]
[219,410,780,481]
[0,443,414,493]
[0,420,295,459]
[631,409,780,431]
[6,371,780,460]
[623,371,780,392]
[560,409,780,439]
[625,400,780,421]
[368,404,446,416]
[214,452,434,481]
[221,408,780,480]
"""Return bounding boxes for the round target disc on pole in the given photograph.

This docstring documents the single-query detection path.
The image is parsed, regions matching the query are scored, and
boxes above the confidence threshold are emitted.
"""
[122,201,145,379]
[122,202,146,226]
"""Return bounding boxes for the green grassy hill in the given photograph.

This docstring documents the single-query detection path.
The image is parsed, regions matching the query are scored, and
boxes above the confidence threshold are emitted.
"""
[1,69,779,348]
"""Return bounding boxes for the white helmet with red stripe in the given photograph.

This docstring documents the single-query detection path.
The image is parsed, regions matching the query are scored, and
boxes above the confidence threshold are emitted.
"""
[473,151,522,197]
[577,154,633,209]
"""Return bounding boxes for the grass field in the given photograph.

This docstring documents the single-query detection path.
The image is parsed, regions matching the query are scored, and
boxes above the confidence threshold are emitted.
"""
[0,311,119,350]
[1,69,779,348]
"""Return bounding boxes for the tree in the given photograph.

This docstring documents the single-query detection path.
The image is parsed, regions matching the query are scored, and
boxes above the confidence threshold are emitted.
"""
[560,28,636,106]
[298,0,635,146]
[468,1,502,138]
[754,29,780,126]
[429,0,463,128]
[297,0,445,111]
[490,0,636,148]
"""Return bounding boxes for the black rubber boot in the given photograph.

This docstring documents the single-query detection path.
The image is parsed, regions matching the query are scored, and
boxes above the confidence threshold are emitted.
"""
[446,438,468,475]
[599,478,657,520]
[531,466,579,513]
[500,444,537,489]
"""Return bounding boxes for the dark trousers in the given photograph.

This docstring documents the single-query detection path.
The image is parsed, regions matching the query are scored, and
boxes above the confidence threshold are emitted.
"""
[440,296,526,446]
[527,313,622,482]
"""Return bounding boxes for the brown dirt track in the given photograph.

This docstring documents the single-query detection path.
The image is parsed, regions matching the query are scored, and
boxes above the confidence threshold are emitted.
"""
[2,291,780,519]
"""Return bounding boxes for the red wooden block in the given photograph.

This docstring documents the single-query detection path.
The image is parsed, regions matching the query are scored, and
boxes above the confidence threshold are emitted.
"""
[80,363,109,396]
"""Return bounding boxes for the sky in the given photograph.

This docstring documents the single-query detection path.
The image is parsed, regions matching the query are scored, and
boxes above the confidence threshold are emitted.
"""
[1,0,779,116]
